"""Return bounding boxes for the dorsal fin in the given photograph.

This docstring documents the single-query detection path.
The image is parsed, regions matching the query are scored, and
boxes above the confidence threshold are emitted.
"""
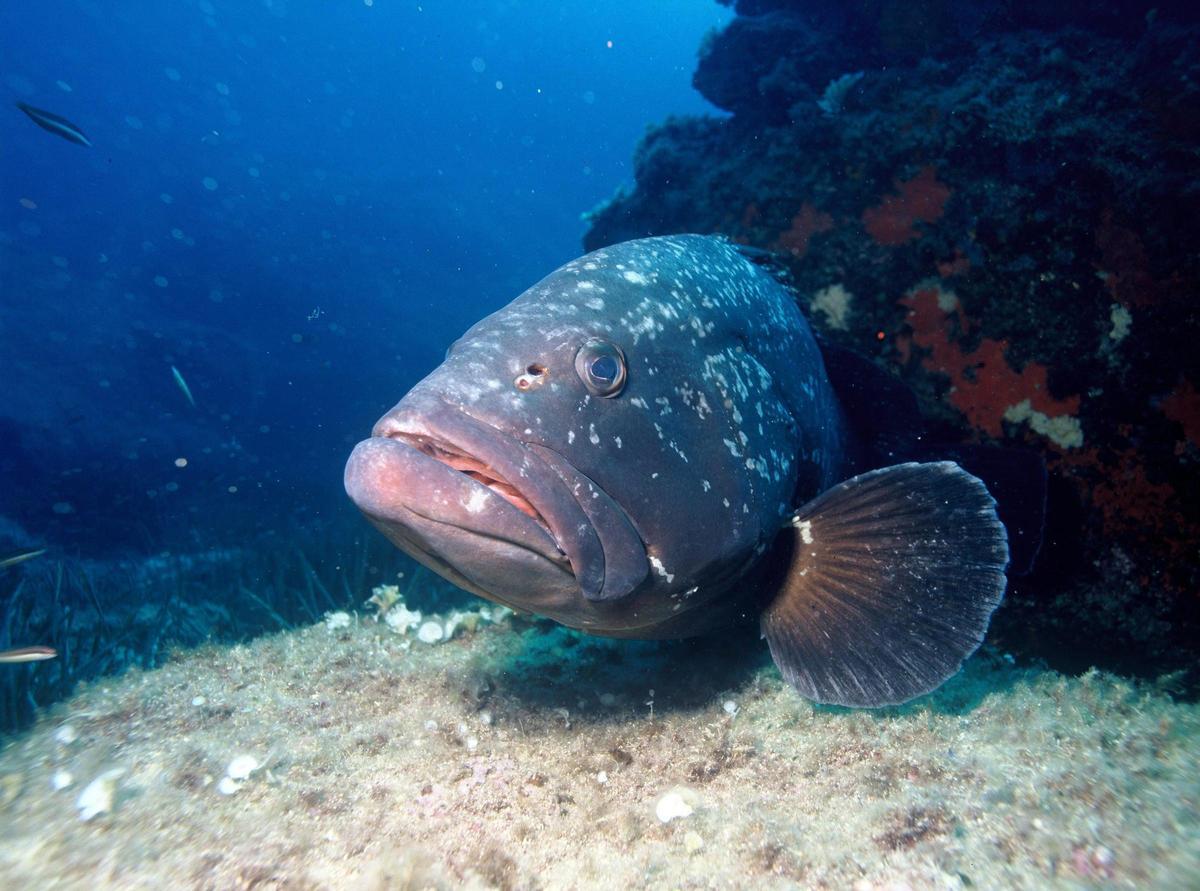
[732,242,797,290]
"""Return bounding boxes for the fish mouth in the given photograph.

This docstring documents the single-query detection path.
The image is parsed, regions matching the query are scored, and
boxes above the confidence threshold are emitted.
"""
[388,430,556,542]
[345,396,649,609]
[345,398,591,608]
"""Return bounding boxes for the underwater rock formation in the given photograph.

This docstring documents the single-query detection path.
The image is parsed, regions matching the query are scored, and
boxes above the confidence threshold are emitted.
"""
[584,1,1200,685]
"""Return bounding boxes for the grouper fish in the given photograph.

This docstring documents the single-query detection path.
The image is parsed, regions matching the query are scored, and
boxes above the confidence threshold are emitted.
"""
[345,234,1018,707]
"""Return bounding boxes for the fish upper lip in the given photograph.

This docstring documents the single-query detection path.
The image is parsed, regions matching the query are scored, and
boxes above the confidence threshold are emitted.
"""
[375,422,560,548]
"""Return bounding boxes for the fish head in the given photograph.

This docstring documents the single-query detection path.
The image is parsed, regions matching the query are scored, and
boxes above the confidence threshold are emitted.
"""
[345,236,816,635]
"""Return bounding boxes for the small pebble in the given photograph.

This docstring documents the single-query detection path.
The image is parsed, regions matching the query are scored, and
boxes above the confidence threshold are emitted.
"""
[54,724,78,746]
[191,695,206,707]
[597,771,608,784]
[655,789,695,823]
[216,776,241,795]
[722,699,739,716]
[226,754,259,781]
[683,831,704,853]
[51,770,73,791]
[76,769,123,821]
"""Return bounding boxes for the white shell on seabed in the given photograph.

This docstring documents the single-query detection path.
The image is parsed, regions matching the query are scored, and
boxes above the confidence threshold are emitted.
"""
[76,769,124,821]
[655,789,695,823]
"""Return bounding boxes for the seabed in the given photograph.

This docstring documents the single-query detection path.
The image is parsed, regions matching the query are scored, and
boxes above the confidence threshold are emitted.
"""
[0,608,1196,889]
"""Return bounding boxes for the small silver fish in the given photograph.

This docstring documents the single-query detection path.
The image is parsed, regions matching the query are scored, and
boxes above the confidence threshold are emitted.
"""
[0,548,46,569]
[171,365,196,407]
[15,102,91,147]
[0,646,57,664]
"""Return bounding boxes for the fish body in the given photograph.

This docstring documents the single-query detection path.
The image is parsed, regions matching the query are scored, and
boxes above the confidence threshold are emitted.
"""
[171,365,196,407]
[0,646,57,664]
[15,102,91,147]
[0,548,46,569]
[346,235,1014,706]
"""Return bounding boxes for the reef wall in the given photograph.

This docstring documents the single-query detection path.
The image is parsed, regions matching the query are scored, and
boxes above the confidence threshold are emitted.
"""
[584,0,1200,685]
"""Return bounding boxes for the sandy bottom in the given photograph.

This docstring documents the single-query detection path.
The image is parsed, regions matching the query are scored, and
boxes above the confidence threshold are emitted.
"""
[0,609,1196,889]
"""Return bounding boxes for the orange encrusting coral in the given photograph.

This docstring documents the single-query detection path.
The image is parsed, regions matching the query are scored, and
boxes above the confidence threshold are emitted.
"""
[772,202,833,258]
[896,286,1080,441]
[862,166,951,246]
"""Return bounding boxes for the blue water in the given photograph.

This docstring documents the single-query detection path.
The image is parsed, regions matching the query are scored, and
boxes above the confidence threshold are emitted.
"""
[0,0,729,554]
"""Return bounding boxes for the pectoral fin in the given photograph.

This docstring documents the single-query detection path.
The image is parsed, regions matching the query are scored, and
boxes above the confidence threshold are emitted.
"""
[761,462,1009,708]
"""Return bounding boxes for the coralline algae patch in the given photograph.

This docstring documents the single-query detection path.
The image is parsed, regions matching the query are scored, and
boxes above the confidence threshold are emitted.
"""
[861,166,953,247]
[895,283,1083,450]
[0,615,1197,889]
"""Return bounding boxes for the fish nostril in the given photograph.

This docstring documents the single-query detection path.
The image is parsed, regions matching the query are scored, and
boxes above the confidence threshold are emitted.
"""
[515,363,549,391]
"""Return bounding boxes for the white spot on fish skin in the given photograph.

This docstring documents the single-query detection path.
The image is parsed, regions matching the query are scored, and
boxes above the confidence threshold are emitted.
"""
[701,479,711,492]
[649,556,674,583]
[614,436,622,449]
[622,270,649,285]
[790,517,814,544]
[588,423,600,445]
[568,430,575,444]
[465,487,489,514]
[577,281,596,290]
[584,297,605,311]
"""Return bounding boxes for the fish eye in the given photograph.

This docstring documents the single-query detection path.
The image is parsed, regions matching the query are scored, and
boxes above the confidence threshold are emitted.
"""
[574,339,626,397]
